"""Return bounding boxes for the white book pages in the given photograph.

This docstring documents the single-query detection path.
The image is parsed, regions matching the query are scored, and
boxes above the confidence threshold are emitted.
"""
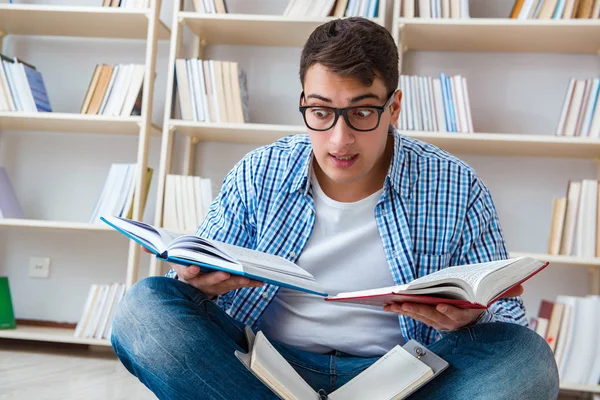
[74,284,100,338]
[410,76,422,130]
[111,164,135,218]
[419,0,430,17]
[574,179,597,258]
[84,285,108,338]
[589,92,600,138]
[557,79,577,136]
[432,78,446,132]
[90,164,117,223]
[563,80,585,137]
[561,297,599,384]
[189,59,205,122]
[95,283,119,339]
[453,75,468,133]
[120,164,138,218]
[14,63,36,112]
[103,64,128,116]
[103,284,126,339]
[461,77,474,133]
[121,65,145,116]
[113,64,136,116]
[399,77,407,130]
[581,78,599,137]
[192,0,206,12]
[403,0,415,17]
[554,296,576,376]
[197,59,211,123]
[187,60,199,121]
[3,61,23,111]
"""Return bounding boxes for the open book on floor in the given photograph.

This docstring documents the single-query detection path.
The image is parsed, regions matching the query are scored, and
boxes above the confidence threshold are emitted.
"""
[235,327,448,400]
[101,216,326,296]
[325,257,549,309]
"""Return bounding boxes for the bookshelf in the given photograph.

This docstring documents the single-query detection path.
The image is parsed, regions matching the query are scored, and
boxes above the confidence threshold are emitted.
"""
[0,0,168,345]
[0,112,162,136]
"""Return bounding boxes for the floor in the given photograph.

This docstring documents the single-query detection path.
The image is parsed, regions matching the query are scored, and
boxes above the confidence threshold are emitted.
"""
[0,339,156,400]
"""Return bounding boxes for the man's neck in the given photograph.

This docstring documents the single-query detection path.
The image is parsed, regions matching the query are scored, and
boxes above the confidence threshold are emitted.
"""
[313,136,394,203]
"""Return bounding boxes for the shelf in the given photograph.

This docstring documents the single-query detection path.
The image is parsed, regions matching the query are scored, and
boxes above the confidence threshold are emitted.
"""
[0,325,111,347]
[170,122,600,159]
[396,18,600,54]
[509,251,600,268]
[560,384,600,394]
[0,219,115,232]
[171,121,306,144]
[180,13,381,46]
[406,131,600,159]
[0,112,161,136]
[0,4,170,40]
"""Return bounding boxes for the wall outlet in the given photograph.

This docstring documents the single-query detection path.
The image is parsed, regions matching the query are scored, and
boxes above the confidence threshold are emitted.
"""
[29,257,51,278]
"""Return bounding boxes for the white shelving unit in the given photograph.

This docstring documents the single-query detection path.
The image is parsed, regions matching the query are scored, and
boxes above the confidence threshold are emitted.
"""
[0,1,169,345]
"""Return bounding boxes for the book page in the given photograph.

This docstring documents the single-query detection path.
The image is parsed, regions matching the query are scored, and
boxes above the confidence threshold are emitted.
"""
[251,332,317,400]
[101,216,178,254]
[329,345,433,400]
[407,258,517,295]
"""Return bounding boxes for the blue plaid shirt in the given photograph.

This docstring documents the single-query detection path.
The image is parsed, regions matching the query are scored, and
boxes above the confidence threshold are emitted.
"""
[167,126,527,346]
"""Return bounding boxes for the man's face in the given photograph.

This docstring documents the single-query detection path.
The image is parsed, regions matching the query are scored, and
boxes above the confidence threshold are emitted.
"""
[301,63,401,200]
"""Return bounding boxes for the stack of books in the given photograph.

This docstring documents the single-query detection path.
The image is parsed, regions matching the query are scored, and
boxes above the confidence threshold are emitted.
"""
[80,64,145,117]
[74,282,126,340]
[555,77,600,138]
[101,0,150,8]
[530,295,600,386]
[89,163,153,224]
[509,0,600,19]
[162,174,213,233]
[283,0,379,17]
[191,0,229,13]
[400,0,470,18]
[0,54,52,113]
[547,179,599,258]
[0,167,24,219]
[175,59,249,123]
[398,73,474,133]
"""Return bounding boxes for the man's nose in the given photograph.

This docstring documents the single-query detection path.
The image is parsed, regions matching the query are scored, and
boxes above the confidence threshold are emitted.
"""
[329,115,355,147]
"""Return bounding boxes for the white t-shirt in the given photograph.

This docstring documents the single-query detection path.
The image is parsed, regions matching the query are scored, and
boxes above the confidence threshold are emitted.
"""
[258,173,406,357]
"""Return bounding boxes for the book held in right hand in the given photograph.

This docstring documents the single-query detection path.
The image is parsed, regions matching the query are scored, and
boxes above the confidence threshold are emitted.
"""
[326,257,549,309]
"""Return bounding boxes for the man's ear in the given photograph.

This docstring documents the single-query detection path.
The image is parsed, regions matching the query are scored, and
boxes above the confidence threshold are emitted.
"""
[390,90,402,125]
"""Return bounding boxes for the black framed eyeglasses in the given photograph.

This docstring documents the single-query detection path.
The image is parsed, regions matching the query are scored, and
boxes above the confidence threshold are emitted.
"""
[299,91,395,132]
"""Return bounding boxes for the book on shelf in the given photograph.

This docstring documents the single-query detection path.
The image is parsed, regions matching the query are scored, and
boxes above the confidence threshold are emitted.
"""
[175,58,249,123]
[162,174,213,234]
[89,163,153,224]
[397,73,473,133]
[80,63,145,117]
[0,54,52,113]
[400,0,470,18]
[74,282,126,339]
[529,295,600,386]
[235,327,448,400]
[100,215,328,296]
[325,256,548,309]
[282,0,378,18]
[0,277,16,330]
[101,0,150,8]
[510,0,600,19]
[555,77,600,138]
[0,166,24,219]
[547,179,600,258]
[192,0,229,13]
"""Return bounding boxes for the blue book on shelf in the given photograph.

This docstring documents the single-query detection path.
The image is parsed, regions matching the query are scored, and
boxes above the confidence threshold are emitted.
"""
[22,63,52,112]
[100,216,328,297]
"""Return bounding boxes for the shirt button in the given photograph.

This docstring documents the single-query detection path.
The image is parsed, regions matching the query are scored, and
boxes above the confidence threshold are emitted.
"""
[262,292,269,299]
[289,251,297,258]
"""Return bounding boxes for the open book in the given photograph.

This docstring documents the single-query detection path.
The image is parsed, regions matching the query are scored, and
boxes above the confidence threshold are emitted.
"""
[101,216,327,296]
[326,257,548,309]
[235,328,448,400]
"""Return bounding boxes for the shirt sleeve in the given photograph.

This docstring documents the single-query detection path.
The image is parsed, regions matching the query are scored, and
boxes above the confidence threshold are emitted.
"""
[448,176,528,328]
[165,157,256,310]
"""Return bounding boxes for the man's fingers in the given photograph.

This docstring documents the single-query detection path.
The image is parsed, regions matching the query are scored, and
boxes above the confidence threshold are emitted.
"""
[501,284,524,298]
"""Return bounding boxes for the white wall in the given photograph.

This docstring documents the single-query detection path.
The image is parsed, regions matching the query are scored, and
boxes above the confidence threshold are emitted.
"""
[0,0,596,324]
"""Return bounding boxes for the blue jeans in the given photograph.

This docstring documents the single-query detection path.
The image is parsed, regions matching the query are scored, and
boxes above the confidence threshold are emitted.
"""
[111,277,559,400]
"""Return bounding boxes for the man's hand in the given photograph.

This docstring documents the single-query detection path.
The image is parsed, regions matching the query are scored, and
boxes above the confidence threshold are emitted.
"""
[383,284,524,331]
[140,245,263,298]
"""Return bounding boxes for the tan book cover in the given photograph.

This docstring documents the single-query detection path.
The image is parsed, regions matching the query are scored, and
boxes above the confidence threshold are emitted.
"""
[548,197,567,255]
[576,0,594,16]
[221,62,236,123]
[214,0,228,13]
[538,0,558,18]
[545,302,564,352]
[86,65,114,115]
[510,0,526,17]
[559,180,581,255]
[80,65,101,114]
[333,0,350,17]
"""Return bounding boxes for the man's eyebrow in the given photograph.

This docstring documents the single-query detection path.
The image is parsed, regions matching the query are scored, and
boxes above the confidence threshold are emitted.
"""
[304,93,382,104]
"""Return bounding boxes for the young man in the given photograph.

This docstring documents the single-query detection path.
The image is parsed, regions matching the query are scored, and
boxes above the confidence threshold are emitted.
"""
[112,18,559,399]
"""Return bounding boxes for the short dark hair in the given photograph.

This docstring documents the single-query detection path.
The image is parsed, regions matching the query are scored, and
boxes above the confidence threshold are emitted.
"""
[299,17,399,96]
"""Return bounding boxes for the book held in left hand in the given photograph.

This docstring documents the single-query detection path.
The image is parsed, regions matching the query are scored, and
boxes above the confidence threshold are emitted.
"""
[101,216,327,296]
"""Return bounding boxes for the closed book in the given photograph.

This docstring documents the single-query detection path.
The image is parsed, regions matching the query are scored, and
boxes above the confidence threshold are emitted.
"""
[0,277,16,330]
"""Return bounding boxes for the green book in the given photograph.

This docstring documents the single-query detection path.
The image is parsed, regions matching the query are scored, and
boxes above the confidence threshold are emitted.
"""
[0,277,16,330]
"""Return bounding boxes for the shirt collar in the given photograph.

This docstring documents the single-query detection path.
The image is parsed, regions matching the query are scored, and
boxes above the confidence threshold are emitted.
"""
[290,125,413,198]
